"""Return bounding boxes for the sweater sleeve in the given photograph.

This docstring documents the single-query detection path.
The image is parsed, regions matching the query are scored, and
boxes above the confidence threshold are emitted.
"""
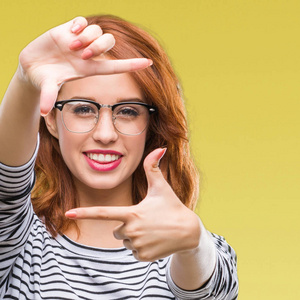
[0,137,39,286]
[166,233,239,300]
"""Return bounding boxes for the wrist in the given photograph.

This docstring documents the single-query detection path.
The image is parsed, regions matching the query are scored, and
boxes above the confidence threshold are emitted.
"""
[176,217,215,259]
[176,214,202,255]
[14,65,41,99]
[170,219,217,290]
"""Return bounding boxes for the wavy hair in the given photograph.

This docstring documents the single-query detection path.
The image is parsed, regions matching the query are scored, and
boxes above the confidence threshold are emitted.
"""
[32,15,200,237]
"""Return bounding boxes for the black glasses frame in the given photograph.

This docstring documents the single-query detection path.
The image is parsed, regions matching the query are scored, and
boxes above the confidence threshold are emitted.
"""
[55,99,157,114]
[54,99,157,135]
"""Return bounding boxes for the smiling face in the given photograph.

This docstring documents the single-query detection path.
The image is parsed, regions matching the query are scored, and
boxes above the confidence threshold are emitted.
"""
[45,73,147,203]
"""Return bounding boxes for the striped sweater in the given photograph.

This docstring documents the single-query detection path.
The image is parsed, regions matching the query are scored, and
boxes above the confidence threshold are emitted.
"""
[0,142,238,299]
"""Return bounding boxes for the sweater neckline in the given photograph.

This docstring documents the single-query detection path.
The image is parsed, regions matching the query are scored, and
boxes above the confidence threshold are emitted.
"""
[55,233,132,259]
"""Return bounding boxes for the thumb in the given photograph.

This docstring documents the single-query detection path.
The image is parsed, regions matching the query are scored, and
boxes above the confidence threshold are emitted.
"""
[40,80,59,116]
[143,148,167,190]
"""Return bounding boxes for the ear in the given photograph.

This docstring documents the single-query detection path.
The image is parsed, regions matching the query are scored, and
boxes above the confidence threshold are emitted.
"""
[44,110,59,139]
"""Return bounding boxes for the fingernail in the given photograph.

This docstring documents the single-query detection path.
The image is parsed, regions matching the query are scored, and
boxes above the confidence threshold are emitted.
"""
[148,59,153,66]
[70,40,83,50]
[71,24,81,33]
[158,148,167,168]
[40,110,49,117]
[82,49,93,60]
[65,209,77,218]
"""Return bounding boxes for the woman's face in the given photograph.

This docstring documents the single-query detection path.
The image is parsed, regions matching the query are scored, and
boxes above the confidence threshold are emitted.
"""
[46,73,147,195]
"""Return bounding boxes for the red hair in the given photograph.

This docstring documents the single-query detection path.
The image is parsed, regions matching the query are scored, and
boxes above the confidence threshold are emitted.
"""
[32,15,199,236]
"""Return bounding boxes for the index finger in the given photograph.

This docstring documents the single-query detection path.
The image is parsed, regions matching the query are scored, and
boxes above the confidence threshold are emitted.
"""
[88,58,153,75]
[65,206,132,222]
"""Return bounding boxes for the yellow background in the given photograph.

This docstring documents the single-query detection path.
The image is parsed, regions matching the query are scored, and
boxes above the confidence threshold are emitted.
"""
[1,1,299,299]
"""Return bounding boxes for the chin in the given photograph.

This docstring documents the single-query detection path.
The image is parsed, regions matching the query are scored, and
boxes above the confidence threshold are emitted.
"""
[78,175,132,192]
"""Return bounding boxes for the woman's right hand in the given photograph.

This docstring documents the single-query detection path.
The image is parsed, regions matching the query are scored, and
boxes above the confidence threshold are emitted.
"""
[18,16,152,116]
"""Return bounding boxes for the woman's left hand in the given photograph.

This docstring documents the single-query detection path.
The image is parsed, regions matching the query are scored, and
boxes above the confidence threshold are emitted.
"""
[65,148,201,262]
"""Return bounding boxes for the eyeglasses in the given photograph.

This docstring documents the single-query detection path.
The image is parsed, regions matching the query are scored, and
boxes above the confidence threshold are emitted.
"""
[54,99,157,135]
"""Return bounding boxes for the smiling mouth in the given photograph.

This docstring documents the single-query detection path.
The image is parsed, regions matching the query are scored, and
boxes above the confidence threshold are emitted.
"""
[85,153,121,163]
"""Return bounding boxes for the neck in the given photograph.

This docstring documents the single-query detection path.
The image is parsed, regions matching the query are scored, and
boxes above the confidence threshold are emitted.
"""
[64,175,133,248]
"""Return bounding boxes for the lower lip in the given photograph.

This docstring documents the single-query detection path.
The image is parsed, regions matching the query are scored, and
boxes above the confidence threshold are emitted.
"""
[84,154,122,171]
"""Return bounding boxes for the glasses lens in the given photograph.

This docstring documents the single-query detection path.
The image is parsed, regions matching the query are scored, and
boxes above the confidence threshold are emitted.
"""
[113,103,150,135]
[62,101,98,133]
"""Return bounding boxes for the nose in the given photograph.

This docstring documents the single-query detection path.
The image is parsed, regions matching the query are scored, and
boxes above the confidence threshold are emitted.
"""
[92,110,118,144]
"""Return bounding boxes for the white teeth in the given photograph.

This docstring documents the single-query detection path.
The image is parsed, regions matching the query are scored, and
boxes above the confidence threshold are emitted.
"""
[87,153,120,163]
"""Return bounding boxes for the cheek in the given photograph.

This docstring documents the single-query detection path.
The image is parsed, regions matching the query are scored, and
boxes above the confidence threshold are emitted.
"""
[57,133,87,183]
[56,124,84,166]
[126,134,147,168]
[57,136,76,168]
[56,114,80,146]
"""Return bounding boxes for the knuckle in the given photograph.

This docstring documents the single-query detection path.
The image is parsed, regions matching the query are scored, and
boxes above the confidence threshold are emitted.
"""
[77,25,103,45]
[103,33,115,42]
[94,207,106,218]
[123,240,133,250]
[131,239,143,251]
[74,16,87,23]
[92,35,115,55]
[86,24,103,36]
[124,206,140,220]
[124,224,140,238]
[113,229,121,240]
[137,250,154,262]
[131,206,143,219]
[72,16,88,28]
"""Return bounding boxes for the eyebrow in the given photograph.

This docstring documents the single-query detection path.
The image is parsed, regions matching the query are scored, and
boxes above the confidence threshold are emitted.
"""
[69,96,146,103]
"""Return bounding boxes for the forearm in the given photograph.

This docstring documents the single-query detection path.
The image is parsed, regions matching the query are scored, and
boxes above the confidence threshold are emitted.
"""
[170,219,216,291]
[0,68,41,166]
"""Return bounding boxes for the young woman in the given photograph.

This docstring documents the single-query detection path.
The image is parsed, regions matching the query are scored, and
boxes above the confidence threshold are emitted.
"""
[0,15,238,299]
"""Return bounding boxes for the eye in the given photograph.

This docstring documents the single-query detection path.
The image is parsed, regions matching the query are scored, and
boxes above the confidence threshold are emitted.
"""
[70,103,97,116]
[114,105,140,118]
